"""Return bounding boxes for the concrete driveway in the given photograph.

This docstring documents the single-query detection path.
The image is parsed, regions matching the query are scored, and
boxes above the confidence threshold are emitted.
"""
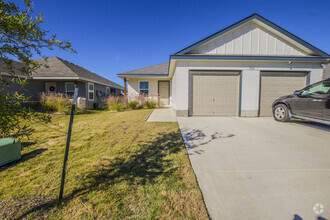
[178,117,330,220]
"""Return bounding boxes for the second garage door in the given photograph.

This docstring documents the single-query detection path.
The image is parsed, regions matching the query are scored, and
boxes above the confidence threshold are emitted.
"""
[190,72,240,116]
[259,72,306,116]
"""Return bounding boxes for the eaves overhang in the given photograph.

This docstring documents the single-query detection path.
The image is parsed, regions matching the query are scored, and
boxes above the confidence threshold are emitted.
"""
[117,74,169,78]
[170,55,330,62]
[32,76,123,90]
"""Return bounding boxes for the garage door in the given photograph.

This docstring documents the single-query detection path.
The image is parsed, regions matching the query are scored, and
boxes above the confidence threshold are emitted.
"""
[259,72,306,116]
[190,72,240,116]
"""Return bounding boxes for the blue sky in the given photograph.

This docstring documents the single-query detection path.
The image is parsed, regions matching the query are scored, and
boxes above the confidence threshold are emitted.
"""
[23,0,330,86]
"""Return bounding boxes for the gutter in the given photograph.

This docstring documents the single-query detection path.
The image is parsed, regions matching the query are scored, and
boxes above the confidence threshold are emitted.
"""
[117,74,169,78]
[170,55,330,62]
[1,72,30,78]
[32,76,123,90]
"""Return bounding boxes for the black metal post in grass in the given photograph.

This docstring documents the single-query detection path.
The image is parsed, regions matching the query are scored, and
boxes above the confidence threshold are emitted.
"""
[59,88,78,201]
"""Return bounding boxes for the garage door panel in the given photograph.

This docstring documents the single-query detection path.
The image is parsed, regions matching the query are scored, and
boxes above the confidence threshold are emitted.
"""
[260,73,306,116]
[191,73,239,116]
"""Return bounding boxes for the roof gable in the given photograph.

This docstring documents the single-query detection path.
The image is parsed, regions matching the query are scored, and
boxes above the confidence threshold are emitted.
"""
[176,14,329,57]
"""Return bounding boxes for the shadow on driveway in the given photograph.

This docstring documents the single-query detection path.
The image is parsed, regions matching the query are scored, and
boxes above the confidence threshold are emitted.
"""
[180,127,235,155]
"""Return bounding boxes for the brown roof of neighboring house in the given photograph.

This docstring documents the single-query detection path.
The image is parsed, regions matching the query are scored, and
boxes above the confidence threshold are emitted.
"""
[117,62,169,76]
[33,57,123,89]
[0,60,26,76]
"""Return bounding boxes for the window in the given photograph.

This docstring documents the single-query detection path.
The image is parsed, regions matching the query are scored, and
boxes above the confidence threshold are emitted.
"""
[139,81,149,95]
[65,82,74,97]
[106,87,110,96]
[88,83,94,100]
[301,81,330,96]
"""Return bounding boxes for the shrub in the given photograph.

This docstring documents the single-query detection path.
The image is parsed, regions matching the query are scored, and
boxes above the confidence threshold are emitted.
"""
[137,94,147,107]
[108,102,125,111]
[128,100,139,109]
[40,92,71,113]
[144,100,157,109]
[54,97,71,113]
[106,95,126,112]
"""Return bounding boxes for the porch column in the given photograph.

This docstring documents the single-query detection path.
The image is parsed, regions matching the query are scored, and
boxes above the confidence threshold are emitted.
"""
[124,78,127,99]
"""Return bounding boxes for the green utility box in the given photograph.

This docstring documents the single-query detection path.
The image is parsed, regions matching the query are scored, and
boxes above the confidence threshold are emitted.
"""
[0,138,21,166]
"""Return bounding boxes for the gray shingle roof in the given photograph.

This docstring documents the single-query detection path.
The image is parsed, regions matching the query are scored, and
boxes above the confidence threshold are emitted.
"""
[33,57,123,89]
[0,59,26,76]
[118,62,169,76]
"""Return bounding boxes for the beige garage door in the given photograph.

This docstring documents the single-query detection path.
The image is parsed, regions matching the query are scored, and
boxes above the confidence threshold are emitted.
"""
[260,72,306,116]
[190,72,240,116]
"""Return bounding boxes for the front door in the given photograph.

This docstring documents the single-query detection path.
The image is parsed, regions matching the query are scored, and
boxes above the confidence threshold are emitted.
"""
[45,82,56,94]
[159,81,170,105]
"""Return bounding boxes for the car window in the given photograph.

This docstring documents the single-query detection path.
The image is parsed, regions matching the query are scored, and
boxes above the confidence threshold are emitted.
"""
[301,81,330,96]
[325,81,330,94]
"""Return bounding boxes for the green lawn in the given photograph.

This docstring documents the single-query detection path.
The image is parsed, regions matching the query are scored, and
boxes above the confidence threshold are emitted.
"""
[0,109,208,219]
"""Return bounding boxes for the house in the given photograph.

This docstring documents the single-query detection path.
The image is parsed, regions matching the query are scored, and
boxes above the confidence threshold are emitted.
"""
[1,57,123,108]
[118,13,329,117]
[324,63,330,79]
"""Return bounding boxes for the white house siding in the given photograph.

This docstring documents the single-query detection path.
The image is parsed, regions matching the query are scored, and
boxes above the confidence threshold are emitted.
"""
[240,70,260,116]
[323,63,330,79]
[171,60,324,117]
[127,78,172,103]
[189,22,307,56]
[128,79,158,98]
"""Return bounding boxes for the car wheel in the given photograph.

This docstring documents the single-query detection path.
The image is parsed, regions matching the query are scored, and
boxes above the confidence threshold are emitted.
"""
[273,104,290,122]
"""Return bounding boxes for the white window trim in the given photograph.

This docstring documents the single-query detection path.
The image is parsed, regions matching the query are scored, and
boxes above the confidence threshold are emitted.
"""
[88,82,94,101]
[65,82,75,96]
[106,86,110,95]
[139,81,149,95]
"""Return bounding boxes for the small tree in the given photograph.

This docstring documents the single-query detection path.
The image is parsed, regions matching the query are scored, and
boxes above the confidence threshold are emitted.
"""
[0,0,76,138]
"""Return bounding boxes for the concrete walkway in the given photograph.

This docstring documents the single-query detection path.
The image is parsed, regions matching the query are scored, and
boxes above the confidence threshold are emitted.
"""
[147,108,177,122]
[178,117,330,220]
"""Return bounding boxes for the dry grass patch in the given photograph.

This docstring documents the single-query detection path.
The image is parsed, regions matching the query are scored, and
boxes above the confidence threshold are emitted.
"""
[0,109,208,219]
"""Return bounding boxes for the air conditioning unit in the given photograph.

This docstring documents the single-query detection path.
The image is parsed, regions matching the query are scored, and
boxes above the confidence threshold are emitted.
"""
[77,97,86,108]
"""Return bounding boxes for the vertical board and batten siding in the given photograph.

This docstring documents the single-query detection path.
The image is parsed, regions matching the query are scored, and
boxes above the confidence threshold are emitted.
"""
[188,22,307,56]
[76,81,86,98]
[189,72,240,116]
[0,76,45,101]
[86,83,110,107]
[259,72,307,116]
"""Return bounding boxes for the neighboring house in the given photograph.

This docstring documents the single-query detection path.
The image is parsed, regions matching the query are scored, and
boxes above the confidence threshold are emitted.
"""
[1,57,123,108]
[118,13,330,117]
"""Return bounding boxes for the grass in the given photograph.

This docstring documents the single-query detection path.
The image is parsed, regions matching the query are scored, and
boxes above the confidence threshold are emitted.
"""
[0,109,208,219]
